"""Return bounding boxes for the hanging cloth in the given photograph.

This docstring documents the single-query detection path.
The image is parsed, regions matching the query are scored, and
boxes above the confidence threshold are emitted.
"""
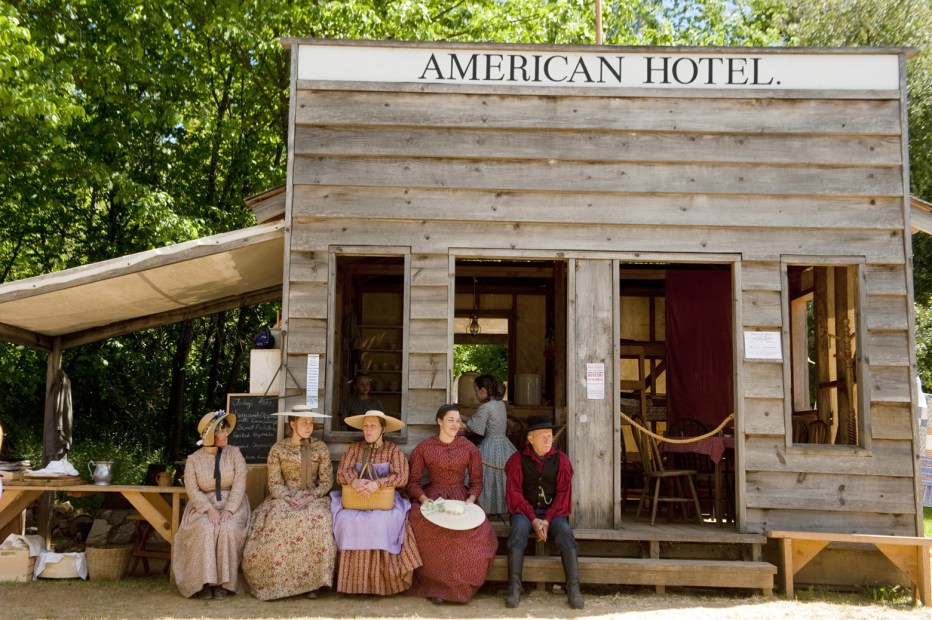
[213,448,223,501]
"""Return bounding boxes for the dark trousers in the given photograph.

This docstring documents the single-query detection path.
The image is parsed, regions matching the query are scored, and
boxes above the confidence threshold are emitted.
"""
[507,510,578,552]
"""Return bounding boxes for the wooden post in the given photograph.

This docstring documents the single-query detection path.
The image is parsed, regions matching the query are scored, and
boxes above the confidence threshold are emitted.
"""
[568,259,615,529]
[38,337,63,544]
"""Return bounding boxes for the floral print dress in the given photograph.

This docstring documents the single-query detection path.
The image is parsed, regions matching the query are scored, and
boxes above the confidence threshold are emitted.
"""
[241,438,337,600]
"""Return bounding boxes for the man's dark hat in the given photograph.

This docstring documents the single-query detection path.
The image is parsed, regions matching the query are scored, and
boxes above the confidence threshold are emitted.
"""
[525,415,560,432]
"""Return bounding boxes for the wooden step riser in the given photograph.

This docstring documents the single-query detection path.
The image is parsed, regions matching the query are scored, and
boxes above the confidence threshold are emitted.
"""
[487,557,776,591]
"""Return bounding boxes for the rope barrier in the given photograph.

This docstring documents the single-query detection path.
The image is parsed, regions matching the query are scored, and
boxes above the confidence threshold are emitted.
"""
[480,424,567,470]
[619,411,735,444]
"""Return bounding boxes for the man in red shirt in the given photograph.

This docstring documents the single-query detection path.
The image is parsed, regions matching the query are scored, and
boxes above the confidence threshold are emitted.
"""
[503,415,583,609]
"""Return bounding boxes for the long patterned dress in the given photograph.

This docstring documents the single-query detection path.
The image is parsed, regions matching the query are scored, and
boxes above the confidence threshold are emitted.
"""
[405,436,498,603]
[330,441,423,594]
[172,445,250,598]
[241,438,337,600]
[467,399,517,515]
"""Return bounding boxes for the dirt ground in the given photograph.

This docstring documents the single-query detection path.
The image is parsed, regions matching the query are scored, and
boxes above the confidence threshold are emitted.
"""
[2,578,932,620]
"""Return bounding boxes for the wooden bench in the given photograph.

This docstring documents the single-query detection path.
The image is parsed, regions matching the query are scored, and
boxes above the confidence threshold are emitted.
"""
[489,523,775,595]
[767,530,932,604]
[487,556,776,594]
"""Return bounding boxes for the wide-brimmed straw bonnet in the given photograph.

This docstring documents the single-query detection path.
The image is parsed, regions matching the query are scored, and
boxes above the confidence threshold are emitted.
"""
[344,410,405,433]
[197,410,237,447]
[271,404,331,418]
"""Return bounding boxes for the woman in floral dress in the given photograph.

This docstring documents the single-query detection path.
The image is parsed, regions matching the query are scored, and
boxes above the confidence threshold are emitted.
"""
[173,410,249,599]
[466,374,517,516]
[330,410,422,595]
[406,404,498,603]
[242,405,337,600]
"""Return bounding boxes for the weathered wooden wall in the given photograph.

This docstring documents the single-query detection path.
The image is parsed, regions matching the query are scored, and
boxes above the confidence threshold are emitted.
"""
[283,46,915,533]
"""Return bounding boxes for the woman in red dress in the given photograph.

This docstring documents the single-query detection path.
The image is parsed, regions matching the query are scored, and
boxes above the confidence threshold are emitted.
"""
[406,404,498,603]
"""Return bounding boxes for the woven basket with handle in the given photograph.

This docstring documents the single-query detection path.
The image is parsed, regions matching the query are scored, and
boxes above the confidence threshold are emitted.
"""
[341,484,395,510]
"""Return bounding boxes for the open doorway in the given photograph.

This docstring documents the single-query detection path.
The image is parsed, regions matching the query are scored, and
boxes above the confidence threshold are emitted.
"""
[618,263,736,525]
[452,259,567,433]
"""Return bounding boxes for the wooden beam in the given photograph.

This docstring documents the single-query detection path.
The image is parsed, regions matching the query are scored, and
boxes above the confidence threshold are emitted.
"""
[61,285,282,349]
[0,322,53,351]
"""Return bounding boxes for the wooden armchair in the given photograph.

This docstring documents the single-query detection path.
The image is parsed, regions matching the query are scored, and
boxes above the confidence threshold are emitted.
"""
[630,414,703,525]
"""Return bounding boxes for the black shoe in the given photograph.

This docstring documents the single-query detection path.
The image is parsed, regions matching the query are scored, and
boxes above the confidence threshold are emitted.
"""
[195,587,213,599]
[212,586,230,600]
[305,590,319,599]
[428,596,445,604]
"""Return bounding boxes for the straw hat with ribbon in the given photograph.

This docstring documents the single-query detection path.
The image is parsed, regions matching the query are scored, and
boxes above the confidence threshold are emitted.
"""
[197,410,236,447]
[344,410,405,433]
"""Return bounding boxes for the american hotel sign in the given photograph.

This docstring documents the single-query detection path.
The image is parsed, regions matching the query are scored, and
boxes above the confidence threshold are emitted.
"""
[296,42,900,91]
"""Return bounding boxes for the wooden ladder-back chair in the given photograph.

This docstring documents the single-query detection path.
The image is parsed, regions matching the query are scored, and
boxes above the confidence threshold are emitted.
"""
[808,419,831,444]
[791,418,809,444]
[620,422,644,513]
[630,414,703,525]
[666,418,716,517]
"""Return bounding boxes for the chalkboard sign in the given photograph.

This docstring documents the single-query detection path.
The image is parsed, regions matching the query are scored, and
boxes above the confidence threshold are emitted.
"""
[226,393,279,464]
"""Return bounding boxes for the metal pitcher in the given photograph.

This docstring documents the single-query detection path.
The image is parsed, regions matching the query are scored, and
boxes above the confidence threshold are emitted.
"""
[88,460,114,486]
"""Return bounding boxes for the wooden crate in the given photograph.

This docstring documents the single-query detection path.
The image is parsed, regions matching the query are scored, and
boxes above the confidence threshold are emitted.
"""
[0,549,35,582]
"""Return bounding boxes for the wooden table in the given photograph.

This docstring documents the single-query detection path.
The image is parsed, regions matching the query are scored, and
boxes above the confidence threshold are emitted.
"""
[660,436,735,525]
[0,483,187,570]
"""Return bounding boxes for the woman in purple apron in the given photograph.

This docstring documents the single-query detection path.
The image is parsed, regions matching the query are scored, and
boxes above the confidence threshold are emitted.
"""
[330,410,422,595]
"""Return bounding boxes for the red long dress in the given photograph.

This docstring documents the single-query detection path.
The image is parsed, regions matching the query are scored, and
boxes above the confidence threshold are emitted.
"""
[406,436,498,602]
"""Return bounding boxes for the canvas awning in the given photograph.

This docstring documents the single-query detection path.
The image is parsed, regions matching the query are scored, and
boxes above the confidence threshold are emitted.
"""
[0,221,285,351]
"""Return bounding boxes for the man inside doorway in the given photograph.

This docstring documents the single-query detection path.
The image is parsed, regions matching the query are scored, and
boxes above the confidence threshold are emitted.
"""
[503,415,583,609]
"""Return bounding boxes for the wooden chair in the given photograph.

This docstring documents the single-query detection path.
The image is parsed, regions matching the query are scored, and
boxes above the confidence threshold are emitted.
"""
[808,419,831,444]
[666,418,716,517]
[791,418,809,443]
[630,414,703,525]
[620,423,644,513]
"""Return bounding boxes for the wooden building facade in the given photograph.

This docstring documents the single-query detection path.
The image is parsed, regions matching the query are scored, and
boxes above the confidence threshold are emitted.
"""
[279,39,921,538]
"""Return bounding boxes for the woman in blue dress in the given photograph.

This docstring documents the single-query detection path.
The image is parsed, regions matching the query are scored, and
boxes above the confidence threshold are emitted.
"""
[466,374,517,516]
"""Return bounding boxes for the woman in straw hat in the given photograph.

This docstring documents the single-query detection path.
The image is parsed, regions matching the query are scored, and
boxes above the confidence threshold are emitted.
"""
[172,410,249,600]
[241,405,337,600]
[405,404,497,604]
[330,410,422,595]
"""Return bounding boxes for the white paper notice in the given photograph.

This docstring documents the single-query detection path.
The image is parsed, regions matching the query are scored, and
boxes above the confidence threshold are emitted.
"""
[586,363,605,400]
[306,354,320,408]
[744,331,783,360]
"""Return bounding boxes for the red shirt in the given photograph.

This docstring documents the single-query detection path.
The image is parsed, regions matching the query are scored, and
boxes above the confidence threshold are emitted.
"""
[504,444,573,524]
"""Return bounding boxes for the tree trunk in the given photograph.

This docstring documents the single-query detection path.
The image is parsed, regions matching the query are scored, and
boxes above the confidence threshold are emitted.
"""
[168,320,195,463]
[205,312,227,411]
[224,308,249,395]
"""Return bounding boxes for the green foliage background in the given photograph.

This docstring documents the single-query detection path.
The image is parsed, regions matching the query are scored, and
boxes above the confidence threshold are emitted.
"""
[2,0,932,468]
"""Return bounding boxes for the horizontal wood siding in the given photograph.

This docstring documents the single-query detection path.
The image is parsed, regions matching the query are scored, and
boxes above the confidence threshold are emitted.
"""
[286,75,916,533]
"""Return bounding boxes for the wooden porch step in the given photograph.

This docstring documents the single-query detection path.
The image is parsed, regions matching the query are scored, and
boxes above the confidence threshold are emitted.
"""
[487,556,776,595]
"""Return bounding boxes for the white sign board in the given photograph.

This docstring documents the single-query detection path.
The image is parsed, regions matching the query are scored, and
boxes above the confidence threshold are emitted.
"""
[744,331,783,360]
[297,43,900,91]
[586,362,605,400]
[306,354,320,408]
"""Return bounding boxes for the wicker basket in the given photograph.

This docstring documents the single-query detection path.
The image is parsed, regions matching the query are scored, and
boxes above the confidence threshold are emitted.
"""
[85,545,133,581]
[341,485,394,510]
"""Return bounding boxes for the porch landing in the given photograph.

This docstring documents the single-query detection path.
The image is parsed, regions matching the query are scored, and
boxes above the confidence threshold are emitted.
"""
[489,521,776,595]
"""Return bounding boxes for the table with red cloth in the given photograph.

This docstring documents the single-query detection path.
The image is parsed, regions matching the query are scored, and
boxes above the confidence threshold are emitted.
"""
[660,435,735,524]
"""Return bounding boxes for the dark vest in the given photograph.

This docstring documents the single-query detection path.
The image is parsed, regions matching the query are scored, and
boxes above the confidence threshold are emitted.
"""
[521,451,560,510]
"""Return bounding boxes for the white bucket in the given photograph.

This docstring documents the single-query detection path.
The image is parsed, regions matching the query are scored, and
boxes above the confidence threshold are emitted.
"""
[514,374,542,406]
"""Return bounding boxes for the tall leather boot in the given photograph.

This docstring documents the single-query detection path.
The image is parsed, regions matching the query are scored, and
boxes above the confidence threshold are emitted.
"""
[505,546,524,608]
[560,548,584,610]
